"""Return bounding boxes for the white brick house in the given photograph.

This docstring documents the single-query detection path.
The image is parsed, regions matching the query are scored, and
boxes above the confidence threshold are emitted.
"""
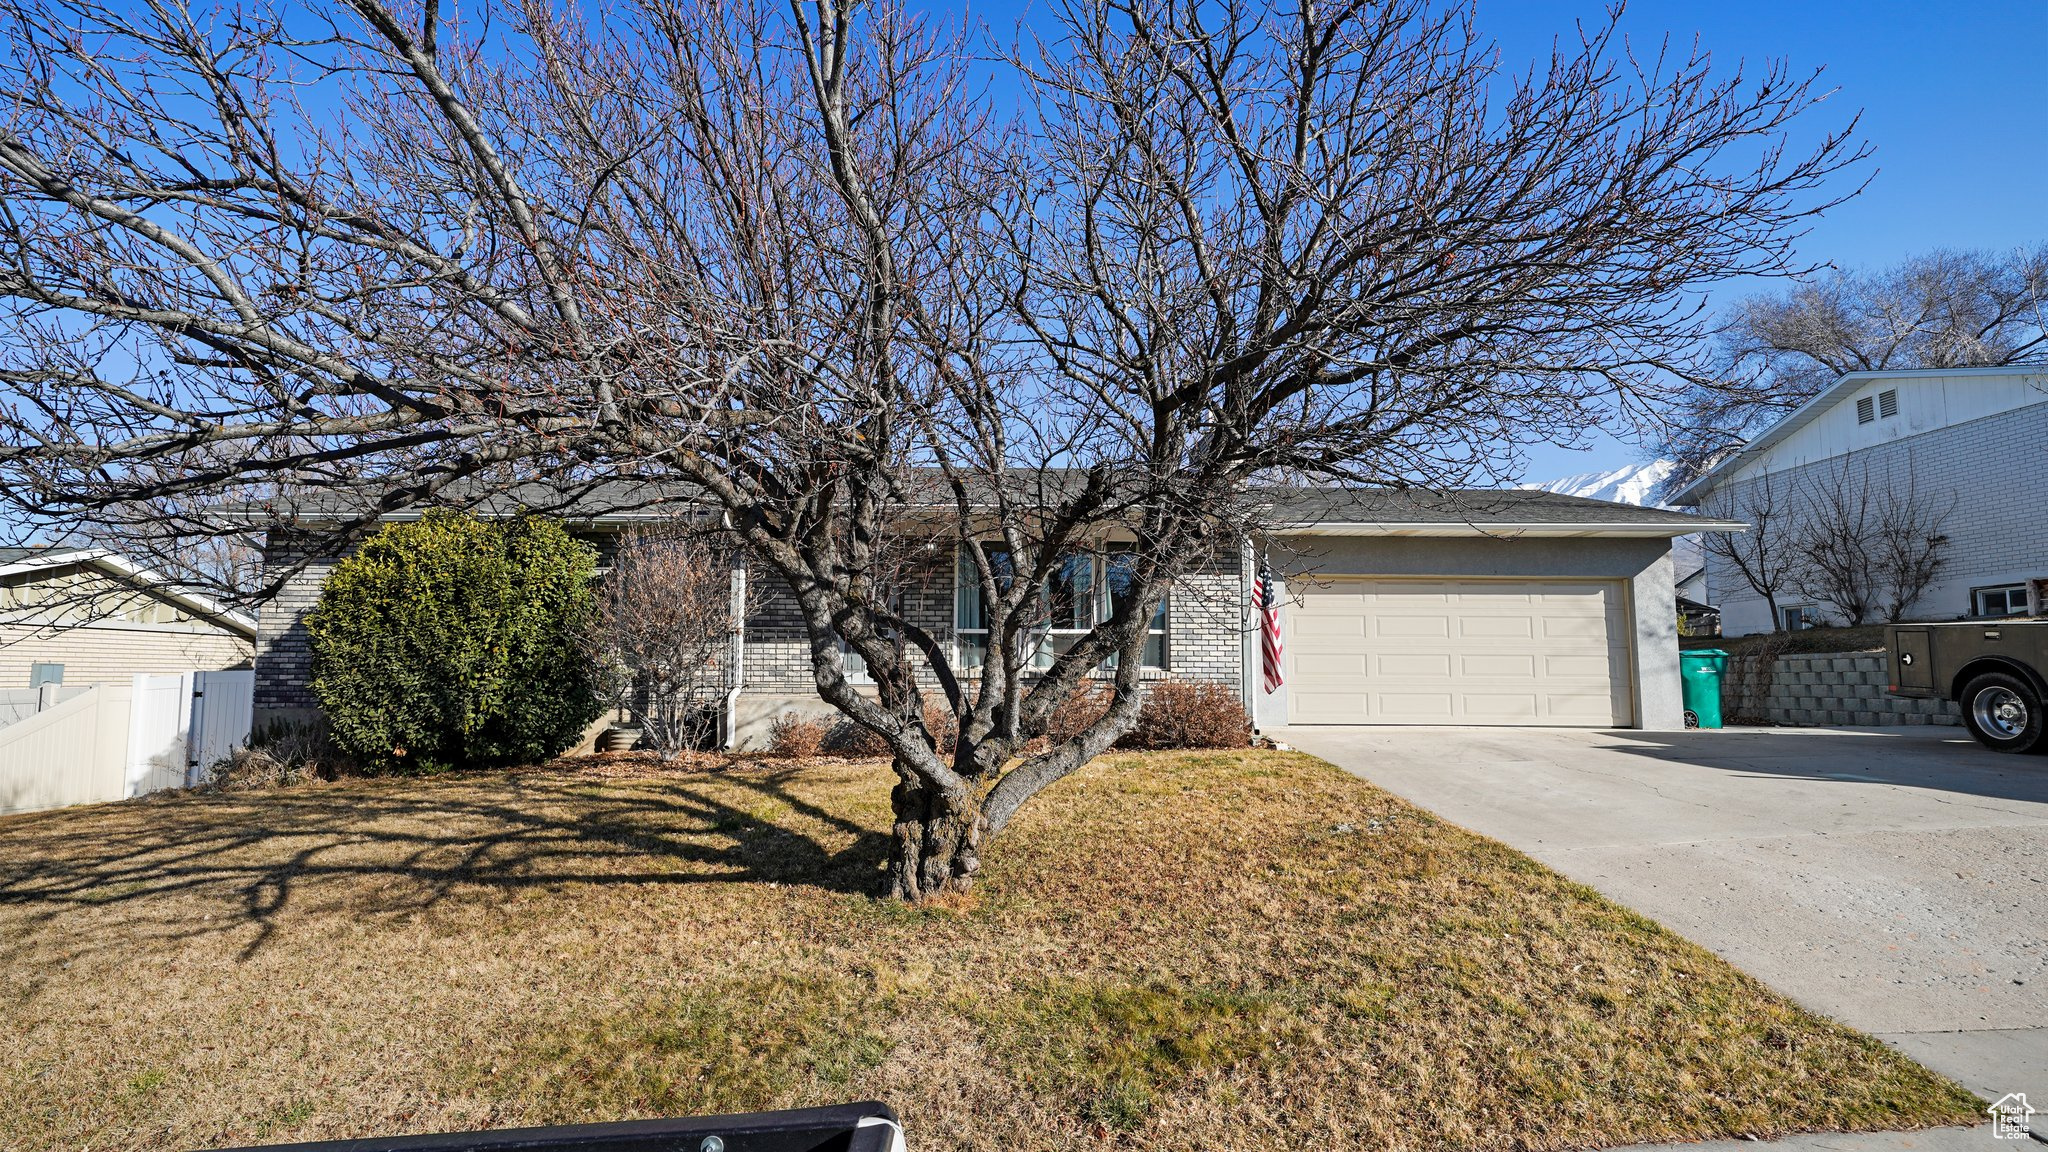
[242,487,1733,745]
[1670,366,2048,637]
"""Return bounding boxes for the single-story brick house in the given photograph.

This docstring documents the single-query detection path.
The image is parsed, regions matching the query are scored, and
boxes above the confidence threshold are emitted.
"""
[239,487,1738,746]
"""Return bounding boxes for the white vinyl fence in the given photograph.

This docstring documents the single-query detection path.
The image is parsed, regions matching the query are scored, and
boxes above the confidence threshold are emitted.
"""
[0,670,253,816]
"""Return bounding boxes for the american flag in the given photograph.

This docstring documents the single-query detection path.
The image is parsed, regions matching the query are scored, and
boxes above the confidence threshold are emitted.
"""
[1251,566,1284,693]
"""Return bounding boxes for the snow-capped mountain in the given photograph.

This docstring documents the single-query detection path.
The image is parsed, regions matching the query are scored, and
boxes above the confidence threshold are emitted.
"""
[1524,459,1704,581]
[1521,460,1676,509]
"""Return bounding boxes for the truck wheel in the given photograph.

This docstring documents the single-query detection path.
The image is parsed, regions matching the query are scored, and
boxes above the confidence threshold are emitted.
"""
[1959,672,2047,754]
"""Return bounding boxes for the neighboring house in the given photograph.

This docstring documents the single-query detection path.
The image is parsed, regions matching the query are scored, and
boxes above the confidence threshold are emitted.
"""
[1671,366,2048,637]
[240,485,1734,746]
[0,547,256,688]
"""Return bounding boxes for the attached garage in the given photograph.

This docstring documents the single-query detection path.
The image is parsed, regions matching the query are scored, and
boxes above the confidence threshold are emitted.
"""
[1250,489,1745,733]
[1285,578,1633,726]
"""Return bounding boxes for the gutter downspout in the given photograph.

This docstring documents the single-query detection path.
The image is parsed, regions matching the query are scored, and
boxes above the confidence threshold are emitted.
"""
[1241,535,1258,733]
[723,564,747,750]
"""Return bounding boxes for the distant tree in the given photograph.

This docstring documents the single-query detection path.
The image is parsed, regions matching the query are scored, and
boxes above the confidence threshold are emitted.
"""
[1665,246,2048,482]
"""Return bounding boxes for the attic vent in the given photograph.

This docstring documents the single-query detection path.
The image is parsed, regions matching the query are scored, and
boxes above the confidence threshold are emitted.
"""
[1856,396,1875,424]
[1878,388,1899,418]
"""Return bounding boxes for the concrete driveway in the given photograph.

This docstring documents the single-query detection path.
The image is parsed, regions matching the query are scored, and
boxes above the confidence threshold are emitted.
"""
[1274,724,2048,1110]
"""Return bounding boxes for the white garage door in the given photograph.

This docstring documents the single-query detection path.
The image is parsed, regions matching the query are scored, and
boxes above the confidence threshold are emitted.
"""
[1286,578,1634,727]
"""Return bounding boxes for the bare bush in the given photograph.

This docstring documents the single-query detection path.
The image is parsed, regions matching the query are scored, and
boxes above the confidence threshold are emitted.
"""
[1044,685,1115,748]
[1699,473,1807,631]
[766,713,829,760]
[587,532,746,759]
[1128,683,1252,751]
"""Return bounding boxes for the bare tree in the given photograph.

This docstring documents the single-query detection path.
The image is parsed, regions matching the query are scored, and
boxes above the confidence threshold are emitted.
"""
[0,0,1864,897]
[1699,472,1805,630]
[1795,465,1881,627]
[1791,458,1954,626]
[587,531,747,759]
[1869,467,1954,623]
[1665,246,2048,481]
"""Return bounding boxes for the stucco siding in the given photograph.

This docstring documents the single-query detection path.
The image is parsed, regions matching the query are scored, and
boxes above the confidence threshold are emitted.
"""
[1702,401,2048,636]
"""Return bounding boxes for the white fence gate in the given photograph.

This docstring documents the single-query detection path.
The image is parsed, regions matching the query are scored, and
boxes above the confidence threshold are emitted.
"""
[126,672,193,796]
[188,669,254,781]
[0,669,255,816]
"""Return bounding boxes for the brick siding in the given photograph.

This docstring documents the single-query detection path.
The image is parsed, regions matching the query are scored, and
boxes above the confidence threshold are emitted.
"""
[257,531,1255,724]
[743,544,1249,694]
[251,530,340,716]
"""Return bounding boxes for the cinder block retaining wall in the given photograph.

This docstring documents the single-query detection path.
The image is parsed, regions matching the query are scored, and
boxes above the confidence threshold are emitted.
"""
[1722,651,1960,728]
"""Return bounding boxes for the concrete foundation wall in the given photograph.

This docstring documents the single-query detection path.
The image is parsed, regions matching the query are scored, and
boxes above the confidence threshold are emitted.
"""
[1723,651,1961,727]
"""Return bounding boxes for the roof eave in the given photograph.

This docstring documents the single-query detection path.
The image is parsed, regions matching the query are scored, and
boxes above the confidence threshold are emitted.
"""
[0,548,258,638]
[1268,520,1745,539]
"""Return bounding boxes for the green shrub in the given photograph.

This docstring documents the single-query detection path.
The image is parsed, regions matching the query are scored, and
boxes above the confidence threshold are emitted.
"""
[306,512,603,773]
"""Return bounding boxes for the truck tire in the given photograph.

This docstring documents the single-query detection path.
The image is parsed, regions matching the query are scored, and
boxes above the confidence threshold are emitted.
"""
[1958,672,2047,754]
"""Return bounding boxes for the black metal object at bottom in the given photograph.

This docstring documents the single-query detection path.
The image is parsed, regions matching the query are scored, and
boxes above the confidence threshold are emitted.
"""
[204,1101,903,1152]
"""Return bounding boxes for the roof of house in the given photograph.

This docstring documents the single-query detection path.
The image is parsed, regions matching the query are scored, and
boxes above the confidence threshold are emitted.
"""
[0,546,258,638]
[224,478,1741,540]
[1669,364,2048,506]
[1255,487,1741,538]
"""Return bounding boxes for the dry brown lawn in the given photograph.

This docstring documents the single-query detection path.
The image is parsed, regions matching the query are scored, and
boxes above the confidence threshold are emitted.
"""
[0,749,1978,1151]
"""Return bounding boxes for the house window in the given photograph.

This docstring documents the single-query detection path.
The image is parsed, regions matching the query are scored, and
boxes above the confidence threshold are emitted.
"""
[29,662,63,687]
[955,545,1167,671]
[1973,584,2029,618]
[1779,604,1818,631]
[840,639,872,684]
[1855,396,1875,424]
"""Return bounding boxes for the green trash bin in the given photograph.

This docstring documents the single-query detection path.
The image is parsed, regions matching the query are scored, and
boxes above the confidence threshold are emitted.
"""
[1679,649,1728,729]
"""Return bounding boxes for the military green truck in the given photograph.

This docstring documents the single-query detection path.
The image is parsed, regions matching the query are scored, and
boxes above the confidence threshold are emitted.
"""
[1886,620,2048,753]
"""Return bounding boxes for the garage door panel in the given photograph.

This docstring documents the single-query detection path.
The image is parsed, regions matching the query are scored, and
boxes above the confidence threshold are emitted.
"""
[1543,652,1617,678]
[1295,653,1370,678]
[1381,653,1454,677]
[1376,693,1455,721]
[1286,578,1632,727]
[1460,653,1538,678]
[1459,615,1535,639]
[1544,692,1620,721]
[1376,615,1451,638]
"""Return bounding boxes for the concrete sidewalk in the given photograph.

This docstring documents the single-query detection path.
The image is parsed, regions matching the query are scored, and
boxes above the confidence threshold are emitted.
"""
[1273,725,2048,1119]
[1630,1126,2029,1150]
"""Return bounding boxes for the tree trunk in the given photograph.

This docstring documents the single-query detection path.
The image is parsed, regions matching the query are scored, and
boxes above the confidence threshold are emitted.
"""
[886,771,983,901]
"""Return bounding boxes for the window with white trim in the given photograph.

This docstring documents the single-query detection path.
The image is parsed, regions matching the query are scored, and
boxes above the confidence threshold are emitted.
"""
[1973,584,2029,618]
[955,545,1166,671]
[1779,604,1818,631]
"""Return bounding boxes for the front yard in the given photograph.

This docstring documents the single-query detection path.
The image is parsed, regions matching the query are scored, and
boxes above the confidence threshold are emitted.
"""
[0,749,1977,1151]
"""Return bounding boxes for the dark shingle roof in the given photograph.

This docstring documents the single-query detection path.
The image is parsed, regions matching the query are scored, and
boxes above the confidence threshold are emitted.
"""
[221,478,1742,537]
[1253,485,1736,537]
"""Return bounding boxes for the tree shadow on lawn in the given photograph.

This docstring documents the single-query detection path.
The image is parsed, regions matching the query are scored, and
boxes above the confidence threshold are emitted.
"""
[0,763,893,963]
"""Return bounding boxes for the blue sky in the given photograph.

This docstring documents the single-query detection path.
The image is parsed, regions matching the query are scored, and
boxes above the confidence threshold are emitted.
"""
[976,0,2048,482]
[1491,0,2048,481]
